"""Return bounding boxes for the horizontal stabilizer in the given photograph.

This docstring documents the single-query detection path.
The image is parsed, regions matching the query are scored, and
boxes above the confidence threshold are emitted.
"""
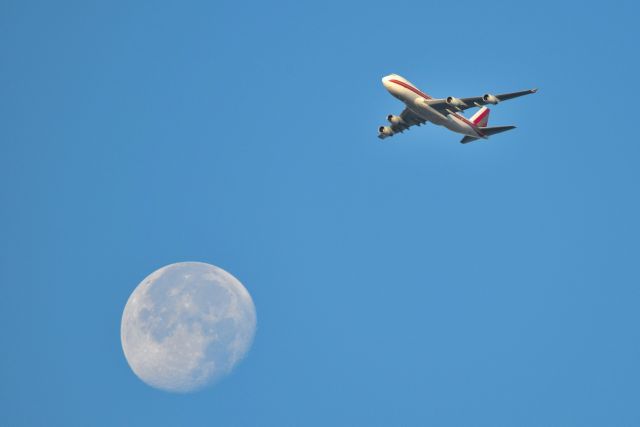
[460,125,516,144]
[481,125,516,136]
[460,135,480,144]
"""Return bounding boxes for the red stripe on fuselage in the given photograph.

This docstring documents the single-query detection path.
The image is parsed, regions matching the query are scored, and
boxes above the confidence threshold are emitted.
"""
[389,79,433,100]
[389,79,484,138]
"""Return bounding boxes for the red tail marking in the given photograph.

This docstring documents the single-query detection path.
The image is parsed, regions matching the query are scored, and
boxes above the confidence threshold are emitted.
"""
[472,108,489,125]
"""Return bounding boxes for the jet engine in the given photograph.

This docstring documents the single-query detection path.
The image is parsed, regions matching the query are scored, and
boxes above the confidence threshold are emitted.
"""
[482,93,499,105]
[379,126,394,137]
[446,96,466,108]
[387,115,405,125]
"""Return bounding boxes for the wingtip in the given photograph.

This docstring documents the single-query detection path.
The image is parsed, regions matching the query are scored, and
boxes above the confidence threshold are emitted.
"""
[531,88,538,93]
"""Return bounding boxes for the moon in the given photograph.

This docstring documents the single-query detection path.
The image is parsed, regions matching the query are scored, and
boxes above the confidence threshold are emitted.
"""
[121,262,257,393]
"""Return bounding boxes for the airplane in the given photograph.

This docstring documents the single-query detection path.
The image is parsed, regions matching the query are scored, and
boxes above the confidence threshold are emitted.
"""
[378,74,537,143]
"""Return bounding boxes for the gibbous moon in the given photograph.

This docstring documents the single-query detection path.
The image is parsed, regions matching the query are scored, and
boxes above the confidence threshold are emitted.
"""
[121,262,257,393]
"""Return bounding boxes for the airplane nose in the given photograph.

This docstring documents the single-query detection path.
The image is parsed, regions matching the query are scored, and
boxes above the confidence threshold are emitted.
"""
[382,75,391,89]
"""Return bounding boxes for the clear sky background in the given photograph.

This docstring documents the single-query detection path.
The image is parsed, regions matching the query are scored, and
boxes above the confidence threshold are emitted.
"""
[2,0,639,425]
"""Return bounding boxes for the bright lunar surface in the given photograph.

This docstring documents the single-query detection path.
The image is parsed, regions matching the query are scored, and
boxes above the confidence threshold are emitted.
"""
[121,262,257,393]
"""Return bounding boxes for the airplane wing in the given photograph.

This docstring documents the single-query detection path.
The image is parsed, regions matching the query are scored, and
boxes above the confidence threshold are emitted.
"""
[425,89,538,114]
[378,108,426,139]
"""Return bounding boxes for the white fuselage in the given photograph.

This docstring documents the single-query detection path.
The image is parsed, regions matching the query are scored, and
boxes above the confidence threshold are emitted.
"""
[382,74,485,138]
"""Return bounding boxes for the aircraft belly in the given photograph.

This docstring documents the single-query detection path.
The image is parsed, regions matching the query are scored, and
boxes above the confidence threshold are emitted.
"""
[408,100,446,125]
[444,121,473,136]
[405,97,479,137]
[446,115,479,137]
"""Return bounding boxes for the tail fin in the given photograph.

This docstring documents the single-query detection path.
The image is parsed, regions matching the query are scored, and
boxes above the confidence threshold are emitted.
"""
[470,107,490,127]
[460,125,516,144]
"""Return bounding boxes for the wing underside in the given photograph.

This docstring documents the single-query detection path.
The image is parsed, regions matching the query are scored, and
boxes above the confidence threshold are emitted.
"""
[378,108,426,139]
[426,89,538,114]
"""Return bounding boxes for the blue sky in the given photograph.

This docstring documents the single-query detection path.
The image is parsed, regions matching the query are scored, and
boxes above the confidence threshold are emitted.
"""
[2,0,640,425]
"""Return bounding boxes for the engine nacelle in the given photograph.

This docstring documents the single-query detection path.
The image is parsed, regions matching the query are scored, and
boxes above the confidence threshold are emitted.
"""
[483,93,499,105]
[387,115,405,125]
[446,96,466,108]
[379,126,394,137]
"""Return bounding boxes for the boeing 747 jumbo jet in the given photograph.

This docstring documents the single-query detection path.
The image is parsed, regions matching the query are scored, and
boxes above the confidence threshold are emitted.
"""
[378,74,537,143]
